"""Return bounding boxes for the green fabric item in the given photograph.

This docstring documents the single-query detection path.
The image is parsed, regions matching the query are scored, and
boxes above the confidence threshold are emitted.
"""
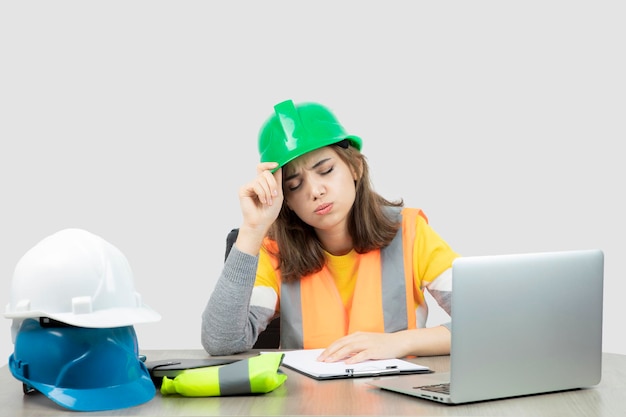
[160,353,287,397]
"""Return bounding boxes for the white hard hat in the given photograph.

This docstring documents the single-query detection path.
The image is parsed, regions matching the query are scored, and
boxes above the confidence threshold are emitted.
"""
[4,228,161,328]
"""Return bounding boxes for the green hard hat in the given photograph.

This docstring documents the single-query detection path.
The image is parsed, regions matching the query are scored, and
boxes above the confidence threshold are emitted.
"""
[258,99,362,170]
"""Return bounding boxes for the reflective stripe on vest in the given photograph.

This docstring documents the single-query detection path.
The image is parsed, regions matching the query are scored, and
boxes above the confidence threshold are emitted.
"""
[279,207,423,349]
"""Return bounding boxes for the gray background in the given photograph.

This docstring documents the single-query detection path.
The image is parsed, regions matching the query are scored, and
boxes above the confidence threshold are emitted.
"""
[1,1,624,366]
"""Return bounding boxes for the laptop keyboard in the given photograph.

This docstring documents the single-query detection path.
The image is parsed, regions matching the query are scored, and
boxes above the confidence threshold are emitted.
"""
[417,383,450,395]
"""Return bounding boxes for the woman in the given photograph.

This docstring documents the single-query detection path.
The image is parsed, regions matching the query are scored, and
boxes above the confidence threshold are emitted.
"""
[202,99,459,364]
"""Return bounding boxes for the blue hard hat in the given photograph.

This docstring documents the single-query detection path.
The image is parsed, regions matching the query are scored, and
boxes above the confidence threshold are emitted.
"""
[8,319,155,412]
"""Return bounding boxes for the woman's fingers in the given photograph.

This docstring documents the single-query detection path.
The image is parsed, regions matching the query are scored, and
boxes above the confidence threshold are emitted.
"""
[255,162,280,205]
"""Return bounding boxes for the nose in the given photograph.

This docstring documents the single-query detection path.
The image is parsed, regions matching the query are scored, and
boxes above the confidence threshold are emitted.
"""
[309,179,326,200]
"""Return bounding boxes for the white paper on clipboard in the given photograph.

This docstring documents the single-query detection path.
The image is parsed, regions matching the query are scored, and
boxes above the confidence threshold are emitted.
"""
[269,348,431,380]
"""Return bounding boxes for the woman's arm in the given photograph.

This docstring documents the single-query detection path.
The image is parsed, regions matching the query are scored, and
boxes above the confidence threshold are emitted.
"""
[317,326,451,364]
[202,162,284,355]
[201,246,274,355]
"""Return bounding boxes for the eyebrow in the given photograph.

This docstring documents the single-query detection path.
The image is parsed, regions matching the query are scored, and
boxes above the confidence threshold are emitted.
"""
[285,157,332,181]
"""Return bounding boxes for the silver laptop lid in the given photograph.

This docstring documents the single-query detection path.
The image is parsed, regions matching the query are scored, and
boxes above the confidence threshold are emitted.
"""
[449,249,604,404]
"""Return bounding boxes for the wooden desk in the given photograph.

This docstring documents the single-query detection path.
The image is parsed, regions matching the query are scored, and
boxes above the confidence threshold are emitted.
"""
[2,350,625,416]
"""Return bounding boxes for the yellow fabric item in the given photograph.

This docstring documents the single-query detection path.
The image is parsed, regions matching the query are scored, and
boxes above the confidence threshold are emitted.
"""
[160,353,287,397]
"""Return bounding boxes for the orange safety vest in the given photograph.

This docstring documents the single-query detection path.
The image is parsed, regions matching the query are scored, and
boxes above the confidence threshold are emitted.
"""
[274,207,426,349]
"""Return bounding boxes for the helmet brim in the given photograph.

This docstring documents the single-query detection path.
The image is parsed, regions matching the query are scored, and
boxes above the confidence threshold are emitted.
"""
[4,305,162,328]
[269,135,362,173]
[11,360,156,411]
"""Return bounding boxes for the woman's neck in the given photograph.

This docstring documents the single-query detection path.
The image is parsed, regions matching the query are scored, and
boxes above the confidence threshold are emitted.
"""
[316,228,353,256]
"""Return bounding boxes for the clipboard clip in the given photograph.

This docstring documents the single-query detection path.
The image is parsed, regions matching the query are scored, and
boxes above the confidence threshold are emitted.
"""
[345,365,399,377]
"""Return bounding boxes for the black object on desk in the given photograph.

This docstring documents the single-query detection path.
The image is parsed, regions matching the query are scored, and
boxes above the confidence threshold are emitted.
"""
[146,358,240,386]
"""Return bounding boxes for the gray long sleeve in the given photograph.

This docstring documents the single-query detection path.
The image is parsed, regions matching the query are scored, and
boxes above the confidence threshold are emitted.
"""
[201,246,274,355]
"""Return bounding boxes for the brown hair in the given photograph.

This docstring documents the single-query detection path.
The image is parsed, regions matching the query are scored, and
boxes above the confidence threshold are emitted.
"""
[266,143,403,282]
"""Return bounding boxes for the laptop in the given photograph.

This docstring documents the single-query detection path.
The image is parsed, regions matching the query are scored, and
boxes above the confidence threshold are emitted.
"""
[369,249,604,404]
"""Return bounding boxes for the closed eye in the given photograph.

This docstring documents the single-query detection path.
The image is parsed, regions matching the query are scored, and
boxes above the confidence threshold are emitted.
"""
[287,182,301,192]
[284,160,334,192]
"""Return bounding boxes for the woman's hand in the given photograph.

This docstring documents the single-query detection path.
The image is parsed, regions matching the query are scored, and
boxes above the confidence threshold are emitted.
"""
[235,162,284,255]
[317,331,409,364]
[317,327,451,364]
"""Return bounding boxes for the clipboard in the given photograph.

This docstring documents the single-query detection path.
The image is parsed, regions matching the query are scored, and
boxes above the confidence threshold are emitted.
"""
[275,349,432,380]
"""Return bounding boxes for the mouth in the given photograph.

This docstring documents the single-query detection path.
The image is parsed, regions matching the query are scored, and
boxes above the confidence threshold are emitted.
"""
[314,203,333,215]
